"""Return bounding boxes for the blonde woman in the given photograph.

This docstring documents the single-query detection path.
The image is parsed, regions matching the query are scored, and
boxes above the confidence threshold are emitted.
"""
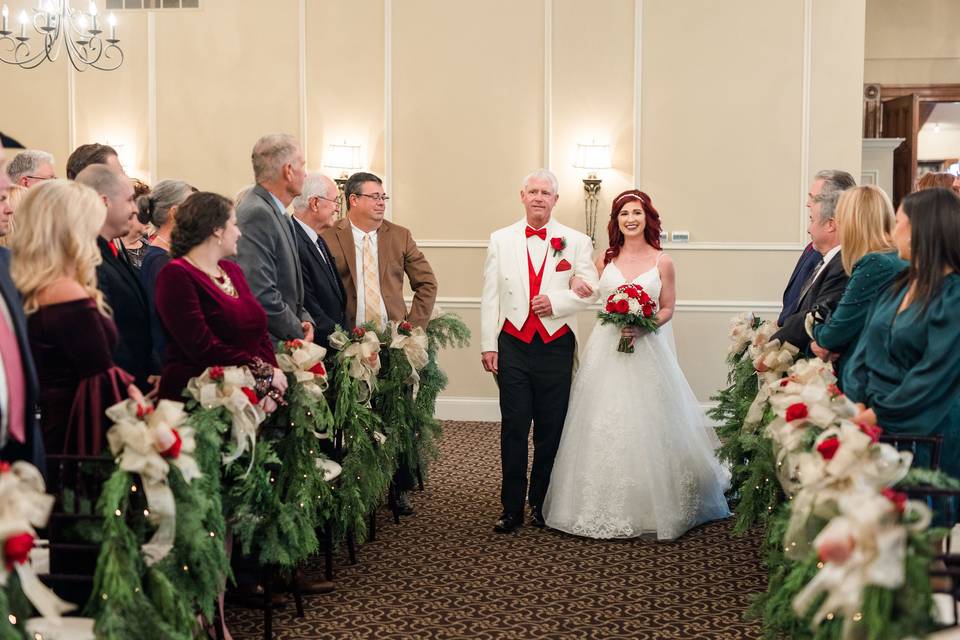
[0,184,26,246]
[809,185,907,383]
[11,180,133,456]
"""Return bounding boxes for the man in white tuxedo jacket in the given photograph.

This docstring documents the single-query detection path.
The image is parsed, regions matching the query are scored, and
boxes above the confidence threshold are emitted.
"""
[480,169,599,533]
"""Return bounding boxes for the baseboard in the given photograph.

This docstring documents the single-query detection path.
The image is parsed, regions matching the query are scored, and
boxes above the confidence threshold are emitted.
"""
[436,396,720,426]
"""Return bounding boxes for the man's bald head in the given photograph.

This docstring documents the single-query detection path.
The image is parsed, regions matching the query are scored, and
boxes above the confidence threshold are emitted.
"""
[75,164,127,198]
[76,164,136,240]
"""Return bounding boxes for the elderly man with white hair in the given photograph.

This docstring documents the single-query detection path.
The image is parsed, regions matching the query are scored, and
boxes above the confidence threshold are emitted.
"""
[6,149,56,187]
[234,133,314,342]
[291,172,345,348]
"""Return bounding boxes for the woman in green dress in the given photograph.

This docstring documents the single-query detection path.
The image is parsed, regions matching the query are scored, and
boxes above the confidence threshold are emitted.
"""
[846,187,960,476]
[809,185,906,382]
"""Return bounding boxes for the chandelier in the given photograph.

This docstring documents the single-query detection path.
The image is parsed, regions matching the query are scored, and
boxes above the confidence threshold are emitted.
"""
[0,1,123,71]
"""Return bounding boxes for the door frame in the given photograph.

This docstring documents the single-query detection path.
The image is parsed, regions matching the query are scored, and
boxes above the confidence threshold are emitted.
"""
[864,83,960,138]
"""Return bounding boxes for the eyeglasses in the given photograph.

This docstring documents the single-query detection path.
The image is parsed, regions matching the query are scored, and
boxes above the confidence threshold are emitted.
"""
[25,174,56,182]
[356,193,390,202]
[313,195,341,209]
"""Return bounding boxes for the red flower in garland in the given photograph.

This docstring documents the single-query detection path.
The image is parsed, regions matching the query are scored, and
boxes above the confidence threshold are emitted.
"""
[615,299,629,314]
[785,403,808,423]
[285,339,304,350]
[352,327,366,339]
[241,387,259,405]
[882,488,907,513]
[779,379,791,388]
[0,461,10,473]
[136,404,154,419]
[309,362,326,376]
[816,437,840,460]
[827,383,844,398]
[3,532,34,570]
[159,429,183,459]
[209,366,224,381]
[859,422,883,443]
[398,321,414,336]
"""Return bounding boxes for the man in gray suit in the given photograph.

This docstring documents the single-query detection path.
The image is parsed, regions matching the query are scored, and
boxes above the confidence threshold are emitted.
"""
[236,134,315,342]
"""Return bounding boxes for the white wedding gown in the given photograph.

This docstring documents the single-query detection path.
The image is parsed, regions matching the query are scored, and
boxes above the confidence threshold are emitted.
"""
[542,259,731,540]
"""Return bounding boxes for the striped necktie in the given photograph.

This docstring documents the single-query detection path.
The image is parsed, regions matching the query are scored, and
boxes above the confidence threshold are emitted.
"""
[362,234,383,328]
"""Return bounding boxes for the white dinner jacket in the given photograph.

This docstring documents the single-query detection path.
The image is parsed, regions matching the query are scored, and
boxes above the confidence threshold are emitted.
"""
[480,219,599,353]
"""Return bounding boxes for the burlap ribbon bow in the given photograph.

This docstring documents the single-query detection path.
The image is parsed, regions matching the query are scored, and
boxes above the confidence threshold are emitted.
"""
[0,461,75,621]
[329,328,382,404]
[105,397,200,565]
[388,321,429,399]
[186,366,265,469]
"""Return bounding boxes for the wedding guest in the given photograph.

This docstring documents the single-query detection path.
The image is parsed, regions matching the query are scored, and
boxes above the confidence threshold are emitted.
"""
[0,185,16,241]
[322,171,437,515]
[75,165,160,392]
[0,140,44,472]
[138,179,196,364]
[66,142,123,180]
[119,179,151,269]
[809,185,906,382]
[235,134,314,342]
[848,188,960,476]
[11,179,133,455]
[5,149,56,187]
[154,191,286,406]
[291,172,346,348]
[916,171,955,192]
[778,170,856,326]
[764,171,853,359]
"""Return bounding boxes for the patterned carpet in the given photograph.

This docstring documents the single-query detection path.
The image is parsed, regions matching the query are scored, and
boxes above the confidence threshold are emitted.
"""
[226,421,767,639]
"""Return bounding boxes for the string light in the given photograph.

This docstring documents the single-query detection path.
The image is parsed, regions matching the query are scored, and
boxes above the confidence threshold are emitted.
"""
[114,509,122,517]
[101,592,108,600]
[7,614,16,625]
[209,531,216,538]
[853,612,863,622]
[143,509,150,517]
[130,484,137,492]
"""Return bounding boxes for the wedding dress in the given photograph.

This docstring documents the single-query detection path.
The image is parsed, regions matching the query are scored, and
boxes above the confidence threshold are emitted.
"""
[542,257,731,540]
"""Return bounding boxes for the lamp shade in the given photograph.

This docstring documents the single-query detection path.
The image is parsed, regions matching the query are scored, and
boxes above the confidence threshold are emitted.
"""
[324,143,363,171]
[572,142,611,171]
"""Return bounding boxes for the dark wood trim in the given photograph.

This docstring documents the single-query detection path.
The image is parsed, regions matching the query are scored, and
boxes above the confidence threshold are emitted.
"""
[863,84,960,138]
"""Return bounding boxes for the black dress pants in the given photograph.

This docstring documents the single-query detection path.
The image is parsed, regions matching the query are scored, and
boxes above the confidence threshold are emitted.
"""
[497,330,575,514]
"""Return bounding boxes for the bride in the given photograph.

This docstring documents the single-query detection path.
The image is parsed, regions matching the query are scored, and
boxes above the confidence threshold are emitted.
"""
[542,189,730,540]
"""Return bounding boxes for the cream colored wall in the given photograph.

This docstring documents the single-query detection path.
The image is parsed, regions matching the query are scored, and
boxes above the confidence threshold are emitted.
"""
[864,0,960,84]
[0,0,866,418]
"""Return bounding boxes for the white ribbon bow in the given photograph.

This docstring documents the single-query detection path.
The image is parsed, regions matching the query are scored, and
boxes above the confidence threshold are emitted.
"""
[0,462,75,621]
[277,340,329,399]
[329,328,382,404]
[186,366,265,470]
[388,321,430,399]
[105,397,200,565]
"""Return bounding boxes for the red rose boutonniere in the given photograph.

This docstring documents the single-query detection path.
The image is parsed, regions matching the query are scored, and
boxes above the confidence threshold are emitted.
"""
[550,237,566,257]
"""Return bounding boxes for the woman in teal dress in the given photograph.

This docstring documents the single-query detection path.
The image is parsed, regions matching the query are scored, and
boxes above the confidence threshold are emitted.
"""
[809,185,906,382]
[846,187,960,476]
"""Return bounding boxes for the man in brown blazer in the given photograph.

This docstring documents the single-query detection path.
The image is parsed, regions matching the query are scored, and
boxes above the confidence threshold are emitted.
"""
[321,172,437,330]
[320,171,437,514]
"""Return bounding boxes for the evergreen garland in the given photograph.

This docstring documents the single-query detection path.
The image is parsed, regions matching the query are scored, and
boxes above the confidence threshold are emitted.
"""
[330,356,392,543]
[0,574,30,640]
[731,418,782,535]
[711,352,761,493]
[373,347,419,476]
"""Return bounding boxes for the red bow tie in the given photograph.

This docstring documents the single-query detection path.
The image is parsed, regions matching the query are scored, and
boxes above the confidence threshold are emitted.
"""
[525,226,547,240]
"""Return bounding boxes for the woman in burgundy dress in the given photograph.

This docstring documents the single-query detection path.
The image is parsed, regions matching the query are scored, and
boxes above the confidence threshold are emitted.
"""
[154,191,286,406]
[11,179,133,456]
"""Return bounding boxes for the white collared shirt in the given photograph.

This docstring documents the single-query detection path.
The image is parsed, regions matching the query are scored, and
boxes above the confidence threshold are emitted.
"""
[350,222,388,326]
[525,219,554,270]
[293,216,327,263]
[812,245,842,284]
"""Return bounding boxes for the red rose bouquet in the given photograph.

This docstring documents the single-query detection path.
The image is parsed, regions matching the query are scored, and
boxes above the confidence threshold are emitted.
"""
[598,283,658,353]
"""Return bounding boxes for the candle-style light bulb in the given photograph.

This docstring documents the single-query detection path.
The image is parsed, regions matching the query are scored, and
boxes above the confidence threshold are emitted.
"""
[88,1,97,16]
[1,4,8,33]
[107,11,115,39]
[17,8,27,38]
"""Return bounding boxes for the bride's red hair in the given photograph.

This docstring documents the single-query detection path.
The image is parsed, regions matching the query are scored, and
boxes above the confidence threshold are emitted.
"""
[603,189,662,265]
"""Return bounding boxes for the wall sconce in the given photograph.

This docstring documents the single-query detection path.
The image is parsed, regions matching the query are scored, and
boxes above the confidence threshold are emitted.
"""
[572,141,611,244]
[323,141,362,218]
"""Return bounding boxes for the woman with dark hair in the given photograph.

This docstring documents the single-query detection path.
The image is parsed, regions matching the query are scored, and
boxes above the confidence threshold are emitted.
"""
[847,187,960,475]
[543,189,730,540]
[154,191,286,405]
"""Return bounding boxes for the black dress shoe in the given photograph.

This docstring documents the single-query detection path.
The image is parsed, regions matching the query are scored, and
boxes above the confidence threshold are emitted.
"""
[397,491,415,516]
[493,511,523,533]
[530,506,545,528]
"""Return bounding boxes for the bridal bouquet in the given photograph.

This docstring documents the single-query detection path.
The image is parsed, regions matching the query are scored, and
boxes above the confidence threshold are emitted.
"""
[598,284,659,353]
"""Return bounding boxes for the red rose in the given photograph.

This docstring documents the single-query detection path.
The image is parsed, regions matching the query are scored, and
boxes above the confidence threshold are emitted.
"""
[209,366,224,381]
[352,327,366,339]
[642,303,654,318]
[615,299,629,314]
[3,532,34,570]
[160,428,183,459]
[241,387,260,405]
[785,402,808,422]
[309,362,326,376]
[550,237,565,251]
[859,422,883,443]
[0,462,11,473]
[639,291,651,304]
[625,287,640,300]
[816,437,840,460]
[399,321,413,332]
[285,339,303,350]
[136,404,154,419]
[605,301,616,313]
[882,488,907,513]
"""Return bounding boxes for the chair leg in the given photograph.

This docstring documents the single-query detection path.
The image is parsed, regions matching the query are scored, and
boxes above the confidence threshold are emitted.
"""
[323,525,334,581]
[369,510,377,541]
[262,568,273,640]
[416,465,425,492]
[292,573,304,619]
[388,482,401,525]
[346,530,357,565]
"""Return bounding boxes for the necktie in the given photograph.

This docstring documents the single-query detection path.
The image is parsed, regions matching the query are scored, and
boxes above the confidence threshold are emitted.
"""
[362,234,383,329]
[316,238,339,284]
[0,311,25,444]
[526,226,547,240]
[795,256,825,311]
